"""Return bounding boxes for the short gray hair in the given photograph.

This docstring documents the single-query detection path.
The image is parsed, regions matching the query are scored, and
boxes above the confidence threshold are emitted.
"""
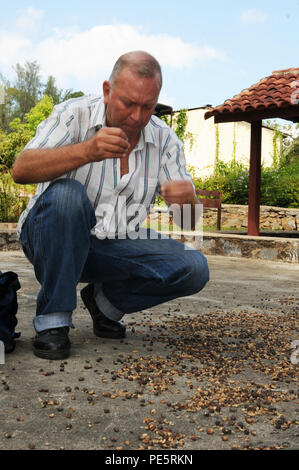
[109,51,162,90]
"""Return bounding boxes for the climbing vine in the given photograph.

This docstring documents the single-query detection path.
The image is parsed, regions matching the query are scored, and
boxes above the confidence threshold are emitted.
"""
[215,124,220,173]
[160,109,193,150]
[272,127,283,169]
[232,122,237,162]
[173,108,188,141]
[264,119,286,169]
[160,114,170,126]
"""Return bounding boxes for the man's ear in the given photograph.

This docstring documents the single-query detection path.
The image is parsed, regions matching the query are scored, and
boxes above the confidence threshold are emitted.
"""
[103,81,110,105]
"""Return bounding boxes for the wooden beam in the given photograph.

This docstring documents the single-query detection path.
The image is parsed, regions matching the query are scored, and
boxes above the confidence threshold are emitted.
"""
[248,121,262,236]
[211,106,299,123]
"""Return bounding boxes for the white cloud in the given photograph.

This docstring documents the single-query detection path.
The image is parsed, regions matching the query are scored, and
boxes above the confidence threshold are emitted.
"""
[241,9,268,25]
[0,19,227,94]
[34,25,227,79]
[0,32,31,68]
[15,6,44,33]
[195,45,227,62]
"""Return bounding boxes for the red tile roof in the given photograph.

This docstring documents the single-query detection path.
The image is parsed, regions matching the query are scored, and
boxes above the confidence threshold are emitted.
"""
[204,67,299,121]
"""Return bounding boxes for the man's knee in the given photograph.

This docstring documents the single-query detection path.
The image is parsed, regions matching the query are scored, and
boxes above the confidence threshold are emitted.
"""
[44,179,95,224]
[48,178,86,209]
[185,250,209,294]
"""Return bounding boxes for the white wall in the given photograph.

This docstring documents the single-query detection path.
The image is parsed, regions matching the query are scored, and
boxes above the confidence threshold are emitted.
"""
[178,108,277,177]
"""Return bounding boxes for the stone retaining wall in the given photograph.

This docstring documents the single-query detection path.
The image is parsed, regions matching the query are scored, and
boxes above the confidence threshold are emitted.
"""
[0,230,20,251]
[1,205,298,233]
[1,226,298,263]
[1,214,298,263]
[164,232,298,263]
[200,232,299,263]
[204,204,299,231]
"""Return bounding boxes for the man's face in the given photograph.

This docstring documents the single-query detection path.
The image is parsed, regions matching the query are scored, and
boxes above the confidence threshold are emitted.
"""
[103,68,160,140]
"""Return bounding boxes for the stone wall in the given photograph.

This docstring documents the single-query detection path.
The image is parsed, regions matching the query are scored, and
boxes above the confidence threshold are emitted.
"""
[0,229,20,251]
[203,204,299,231]
[1,222,298,263]
[151,205,298,232]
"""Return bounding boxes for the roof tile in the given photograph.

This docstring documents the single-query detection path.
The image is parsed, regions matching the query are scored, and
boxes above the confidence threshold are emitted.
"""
[205,67,299,120]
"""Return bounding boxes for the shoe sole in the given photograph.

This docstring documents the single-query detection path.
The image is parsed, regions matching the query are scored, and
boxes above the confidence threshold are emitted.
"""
[33,348,70,360]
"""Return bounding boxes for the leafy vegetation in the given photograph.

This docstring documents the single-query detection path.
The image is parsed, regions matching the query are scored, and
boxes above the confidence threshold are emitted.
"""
[161,109,193,150]
[0,64,298,223]
[0,61,83,132]
[161,112,299,209]
[0,94,54,168]
[190,150,299,208]
[0,61,84,222]
[0,165,35,222]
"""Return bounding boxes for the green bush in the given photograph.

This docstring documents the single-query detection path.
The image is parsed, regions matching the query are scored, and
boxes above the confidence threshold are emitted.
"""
[192,157,299,208]
[260,159,299,208]
[0,166,35,222]
[0,94,54,168]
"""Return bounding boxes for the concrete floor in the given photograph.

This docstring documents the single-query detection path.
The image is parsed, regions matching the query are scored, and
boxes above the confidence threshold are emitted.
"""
[0,251,298,452]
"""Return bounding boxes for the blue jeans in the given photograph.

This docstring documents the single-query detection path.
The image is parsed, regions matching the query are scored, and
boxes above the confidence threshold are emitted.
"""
[20,179,209,332]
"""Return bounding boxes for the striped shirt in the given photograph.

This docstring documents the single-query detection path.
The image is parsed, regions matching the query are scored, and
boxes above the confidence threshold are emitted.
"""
[17,95,194,239]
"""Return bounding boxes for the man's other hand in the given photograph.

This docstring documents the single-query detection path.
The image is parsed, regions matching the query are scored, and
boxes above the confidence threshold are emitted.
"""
[161,180,195,206]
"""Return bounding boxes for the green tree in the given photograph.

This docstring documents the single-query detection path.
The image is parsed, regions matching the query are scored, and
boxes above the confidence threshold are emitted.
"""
[61,90,84,100]
[43,75,61,104]
[0,73,15,132]
[0,94,54,167]
[282,135,299,165]
[43,75,84,104]
[1,63,84,133]
[9,61,43,122]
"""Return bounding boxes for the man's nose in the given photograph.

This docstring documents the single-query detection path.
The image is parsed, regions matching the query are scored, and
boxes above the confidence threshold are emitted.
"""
[130,106,142,122]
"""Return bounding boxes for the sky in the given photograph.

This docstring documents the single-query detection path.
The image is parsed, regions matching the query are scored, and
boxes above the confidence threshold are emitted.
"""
[0,0,299,117]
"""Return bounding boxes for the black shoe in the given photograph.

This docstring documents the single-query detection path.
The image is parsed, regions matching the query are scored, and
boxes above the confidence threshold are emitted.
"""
[80,284,126,339]
[4,332,21,354]
[33,327,70,360]
[4,337,16,354]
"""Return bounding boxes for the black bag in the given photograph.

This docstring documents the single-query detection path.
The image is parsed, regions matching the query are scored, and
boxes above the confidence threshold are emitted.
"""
[0,271,21,353]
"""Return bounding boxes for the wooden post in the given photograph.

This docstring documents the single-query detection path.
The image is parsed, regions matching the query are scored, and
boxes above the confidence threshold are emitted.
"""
[248,120,262,236]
